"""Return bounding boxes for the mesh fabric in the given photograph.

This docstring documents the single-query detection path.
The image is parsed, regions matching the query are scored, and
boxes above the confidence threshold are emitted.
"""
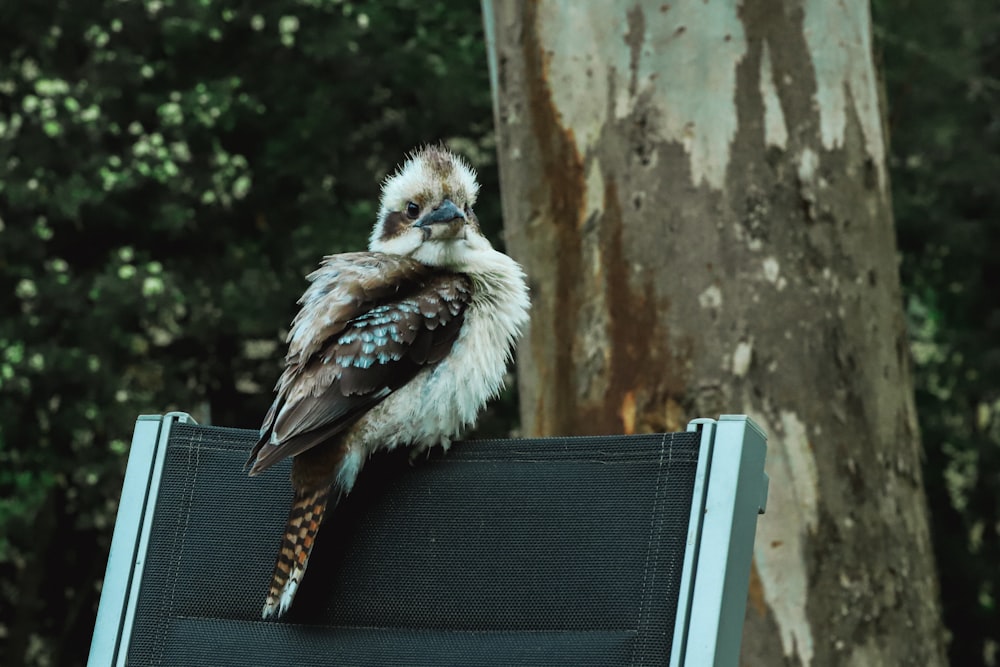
[124,423,700,666]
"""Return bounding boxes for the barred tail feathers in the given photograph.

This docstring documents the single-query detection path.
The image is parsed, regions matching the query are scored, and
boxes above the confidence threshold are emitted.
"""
[262,486,331,620]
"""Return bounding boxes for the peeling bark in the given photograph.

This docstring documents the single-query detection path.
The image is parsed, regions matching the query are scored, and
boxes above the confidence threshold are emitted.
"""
[483,1,947,665]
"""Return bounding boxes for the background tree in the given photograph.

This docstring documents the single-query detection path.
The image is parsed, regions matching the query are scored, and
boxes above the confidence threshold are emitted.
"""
[483,1,946,665]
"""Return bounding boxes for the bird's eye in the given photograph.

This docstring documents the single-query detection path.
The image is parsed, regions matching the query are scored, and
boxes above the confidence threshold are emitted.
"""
[464,203,472,216]
[405,202,420,220]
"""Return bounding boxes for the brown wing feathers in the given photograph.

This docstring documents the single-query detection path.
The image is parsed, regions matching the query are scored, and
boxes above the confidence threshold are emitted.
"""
[285,253,428,365]
[247,254,472,475]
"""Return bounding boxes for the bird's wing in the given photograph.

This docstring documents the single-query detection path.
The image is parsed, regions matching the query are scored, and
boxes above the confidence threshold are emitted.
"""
[247,253,472,475]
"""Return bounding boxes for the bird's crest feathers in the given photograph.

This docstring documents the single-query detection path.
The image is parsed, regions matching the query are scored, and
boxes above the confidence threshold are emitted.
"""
[371,145,480,250]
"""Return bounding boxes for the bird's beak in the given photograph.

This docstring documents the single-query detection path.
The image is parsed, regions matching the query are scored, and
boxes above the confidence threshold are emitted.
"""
[416,199,464,228]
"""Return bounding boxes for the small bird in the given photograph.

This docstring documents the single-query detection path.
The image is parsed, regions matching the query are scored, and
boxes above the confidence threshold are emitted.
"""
[247,146,530,619]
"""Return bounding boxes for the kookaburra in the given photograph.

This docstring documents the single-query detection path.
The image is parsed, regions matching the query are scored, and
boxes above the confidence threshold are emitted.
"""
[246,146,530,619]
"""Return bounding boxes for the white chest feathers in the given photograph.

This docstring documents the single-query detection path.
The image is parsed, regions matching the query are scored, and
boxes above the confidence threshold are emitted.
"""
[352,256,530,453]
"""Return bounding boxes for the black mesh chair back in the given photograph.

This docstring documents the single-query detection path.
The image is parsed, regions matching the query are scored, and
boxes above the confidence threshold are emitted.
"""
[89,413,767,667]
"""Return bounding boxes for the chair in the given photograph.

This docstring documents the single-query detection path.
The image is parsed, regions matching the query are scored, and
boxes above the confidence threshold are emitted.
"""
[88,413,767,666]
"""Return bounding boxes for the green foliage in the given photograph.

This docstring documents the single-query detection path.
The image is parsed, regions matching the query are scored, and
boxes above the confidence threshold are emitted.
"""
[0,1,497,664]
[874,0,1000,663]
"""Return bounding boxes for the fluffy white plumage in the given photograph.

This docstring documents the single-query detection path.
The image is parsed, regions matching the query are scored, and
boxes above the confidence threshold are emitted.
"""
[346,250,529,459]
[250,145,530,620]
[342,156,529,460]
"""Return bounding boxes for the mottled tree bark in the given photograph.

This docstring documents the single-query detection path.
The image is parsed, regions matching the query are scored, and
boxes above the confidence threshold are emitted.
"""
[483,1,947,665]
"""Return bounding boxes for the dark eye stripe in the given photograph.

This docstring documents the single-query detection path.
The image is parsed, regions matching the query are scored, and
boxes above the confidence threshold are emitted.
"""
[379,211,410,241]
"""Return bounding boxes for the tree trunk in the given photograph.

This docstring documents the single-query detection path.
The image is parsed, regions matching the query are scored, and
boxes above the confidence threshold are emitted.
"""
[483,1,948,665]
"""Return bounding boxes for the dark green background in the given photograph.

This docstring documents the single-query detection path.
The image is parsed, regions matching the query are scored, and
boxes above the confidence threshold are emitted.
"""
[0,1,996,665]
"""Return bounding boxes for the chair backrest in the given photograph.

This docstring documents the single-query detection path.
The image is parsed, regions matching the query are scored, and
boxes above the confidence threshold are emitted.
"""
[89,413,767,667]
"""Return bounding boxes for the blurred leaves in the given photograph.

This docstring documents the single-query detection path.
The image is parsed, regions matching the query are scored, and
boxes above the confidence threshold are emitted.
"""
[0,1,496,665]
[875,0,1000,663]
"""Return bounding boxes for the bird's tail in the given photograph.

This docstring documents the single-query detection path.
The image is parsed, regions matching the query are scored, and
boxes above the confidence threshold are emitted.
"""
[262,486,331,620]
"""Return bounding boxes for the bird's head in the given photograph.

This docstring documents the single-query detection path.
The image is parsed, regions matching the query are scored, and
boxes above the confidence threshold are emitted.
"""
[369,146,491,269]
